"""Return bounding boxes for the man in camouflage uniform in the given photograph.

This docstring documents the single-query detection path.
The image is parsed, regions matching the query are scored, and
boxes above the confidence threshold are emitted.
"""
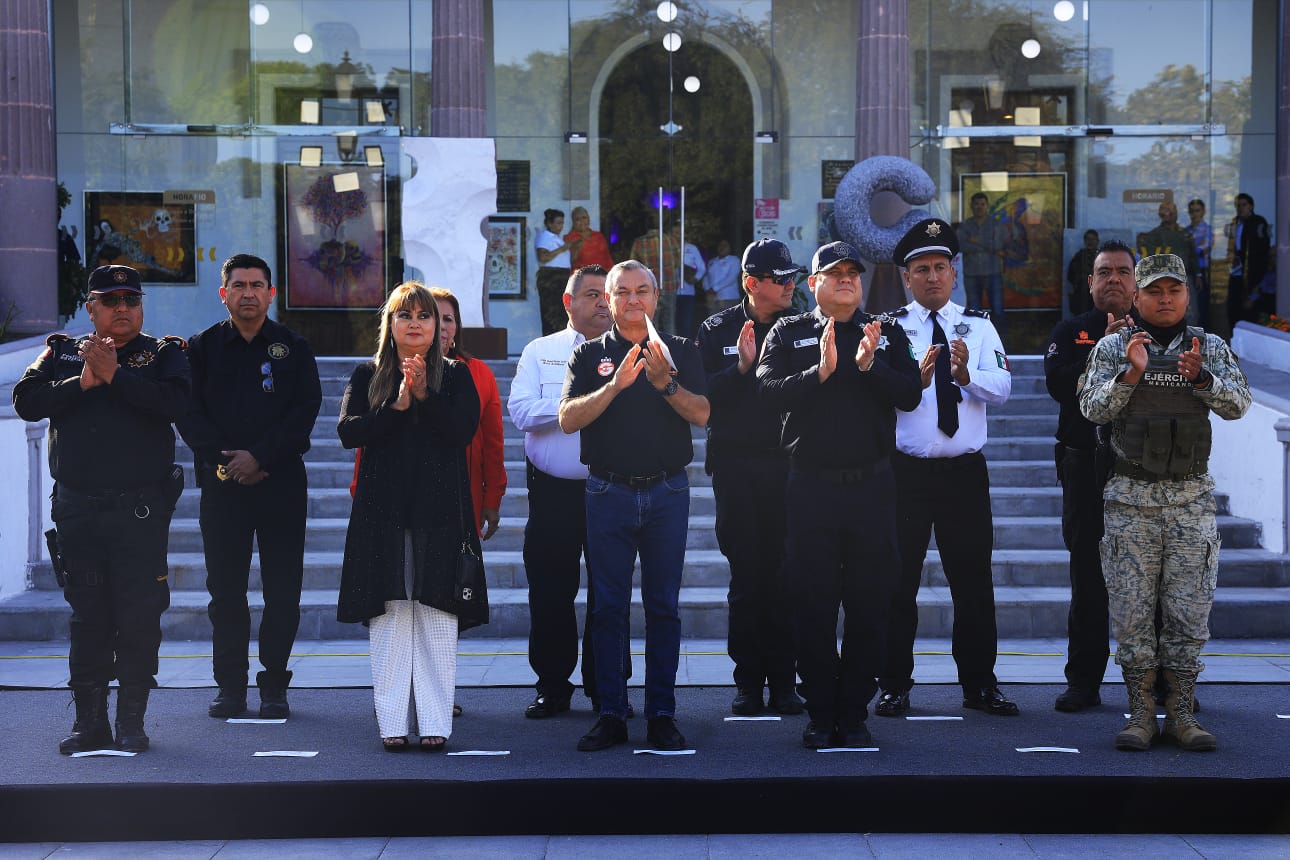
[1078,254,1250,752]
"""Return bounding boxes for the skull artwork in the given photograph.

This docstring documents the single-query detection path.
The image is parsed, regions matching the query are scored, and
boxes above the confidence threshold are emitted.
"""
[152,209,173,234]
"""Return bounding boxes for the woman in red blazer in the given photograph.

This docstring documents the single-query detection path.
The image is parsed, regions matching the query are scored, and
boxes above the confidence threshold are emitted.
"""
[429,287,506,540]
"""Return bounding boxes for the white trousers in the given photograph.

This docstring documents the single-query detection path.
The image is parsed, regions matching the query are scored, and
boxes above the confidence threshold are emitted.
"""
[369,534,458,738]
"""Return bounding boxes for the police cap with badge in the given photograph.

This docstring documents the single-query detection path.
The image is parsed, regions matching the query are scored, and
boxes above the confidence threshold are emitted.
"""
[742,238,804,280]
[892,218,960,267]
[87,264,145,295]
[811,240,866,275]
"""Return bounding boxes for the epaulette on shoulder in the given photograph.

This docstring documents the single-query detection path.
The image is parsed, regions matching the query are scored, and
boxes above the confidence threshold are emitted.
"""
[871,311,900,325]
[887,307,910,318]
[45,333,72,347]
[161,335,188,350]
[783,310,815,326]
[964,307,992,319]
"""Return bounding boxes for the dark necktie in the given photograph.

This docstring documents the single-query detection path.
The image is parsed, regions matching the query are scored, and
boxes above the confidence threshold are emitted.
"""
[931,311,962,438]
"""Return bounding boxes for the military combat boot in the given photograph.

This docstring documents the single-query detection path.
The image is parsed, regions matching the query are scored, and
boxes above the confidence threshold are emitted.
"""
[59,685,113,755]
[1115,667,1159,751]
[115,686,151,753]
[1161,667,1216,751]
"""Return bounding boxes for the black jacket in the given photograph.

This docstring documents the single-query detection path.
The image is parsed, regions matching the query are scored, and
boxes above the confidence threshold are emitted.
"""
[336,359,485,628]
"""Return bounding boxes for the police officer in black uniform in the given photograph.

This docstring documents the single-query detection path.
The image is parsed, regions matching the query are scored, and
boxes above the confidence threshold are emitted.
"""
[695,238,804,716]
[177,253,322,719]
[757,241,922,749]
[13,265,190,754]
[1043,238,1135,711]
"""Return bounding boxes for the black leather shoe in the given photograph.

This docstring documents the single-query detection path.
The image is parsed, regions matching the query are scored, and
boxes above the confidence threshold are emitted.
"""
[1054,686,1101,712]
[731,688,764,716]
[963,686,1021,716]
[259,687,290,719]
[802,720,834,749]
[833,721,874,748]
[875,689,911,717]
[646,716,687,751]
[769,688,805,715]
[577,715,628,752]
[524,693,571,719]
[208,687,247,719]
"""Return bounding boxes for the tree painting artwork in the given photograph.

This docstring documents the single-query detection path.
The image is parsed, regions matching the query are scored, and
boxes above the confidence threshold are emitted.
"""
[284,164,386,309]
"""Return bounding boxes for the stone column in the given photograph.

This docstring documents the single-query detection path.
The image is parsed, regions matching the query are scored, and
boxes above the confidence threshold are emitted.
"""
[1277,0,1289,317]
[855,0,910,161]
[855,2,912,313]
[430,0,487,137]
[0,0,58,334]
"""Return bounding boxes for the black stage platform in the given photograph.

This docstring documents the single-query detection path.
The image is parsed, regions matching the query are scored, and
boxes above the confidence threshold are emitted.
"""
[4,685,1290,842]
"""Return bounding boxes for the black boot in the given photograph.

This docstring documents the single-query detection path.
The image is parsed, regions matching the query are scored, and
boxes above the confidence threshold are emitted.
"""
[59,686,113,755]
[115,686,151,753]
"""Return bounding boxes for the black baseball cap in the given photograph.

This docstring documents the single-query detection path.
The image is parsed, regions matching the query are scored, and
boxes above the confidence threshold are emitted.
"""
[741,238,802,279]
[87,265,144,295]
[892,218,960,267]
[811,241,866,275]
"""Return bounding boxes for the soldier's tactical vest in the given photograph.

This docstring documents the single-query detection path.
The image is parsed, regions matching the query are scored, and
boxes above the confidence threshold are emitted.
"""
[1118,326,1210,478]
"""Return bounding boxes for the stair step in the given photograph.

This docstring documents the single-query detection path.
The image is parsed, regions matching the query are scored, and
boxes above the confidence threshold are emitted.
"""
[7,584,1290,642]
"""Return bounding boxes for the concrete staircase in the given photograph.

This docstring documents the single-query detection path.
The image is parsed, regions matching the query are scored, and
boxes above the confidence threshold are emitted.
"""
[5,355,1288,641]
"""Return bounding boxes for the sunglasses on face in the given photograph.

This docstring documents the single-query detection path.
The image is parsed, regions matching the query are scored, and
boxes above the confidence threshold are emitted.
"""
[92,293,142,308]
[757,273,795,286]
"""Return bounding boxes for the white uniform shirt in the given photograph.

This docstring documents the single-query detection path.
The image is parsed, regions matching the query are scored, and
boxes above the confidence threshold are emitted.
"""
[677,242,706,296]
[507,325,588,479]
[894,300,1011,458]
[536,228,570,269]
[705,254,742,300]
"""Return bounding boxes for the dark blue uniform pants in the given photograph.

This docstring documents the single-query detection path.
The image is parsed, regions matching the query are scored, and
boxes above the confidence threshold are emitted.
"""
[53,484,173,688]
[786,465,899,727]
[712,458,795,692]
[201,467,306,690]
[881,451,998,692]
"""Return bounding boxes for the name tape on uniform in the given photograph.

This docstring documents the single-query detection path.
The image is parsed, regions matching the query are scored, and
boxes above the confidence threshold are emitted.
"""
[793,337,819,349]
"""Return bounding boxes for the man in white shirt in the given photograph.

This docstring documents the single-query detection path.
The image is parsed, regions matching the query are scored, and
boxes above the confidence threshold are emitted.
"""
[704,240,742,314]
[670,223,707,338]
[874,218,1021,718]
[509,265,626,719]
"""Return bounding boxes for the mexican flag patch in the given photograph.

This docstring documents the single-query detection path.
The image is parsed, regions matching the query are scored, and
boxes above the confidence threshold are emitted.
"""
[995,350,1010,371]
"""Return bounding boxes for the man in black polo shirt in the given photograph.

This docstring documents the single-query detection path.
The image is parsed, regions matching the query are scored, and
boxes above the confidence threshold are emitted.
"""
[177,253,322,720]
[757,241,922,749]
[560,260,709,752]
[695,238,804,717]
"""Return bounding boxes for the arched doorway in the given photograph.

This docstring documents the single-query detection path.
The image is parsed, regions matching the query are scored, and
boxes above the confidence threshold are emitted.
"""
[596,39,753,266]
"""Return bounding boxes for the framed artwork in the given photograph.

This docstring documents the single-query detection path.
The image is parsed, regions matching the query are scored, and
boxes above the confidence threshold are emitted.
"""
[485,216,526,299]
[959,172,1067,309]
[282,164,387,310]
[84,191,197,283]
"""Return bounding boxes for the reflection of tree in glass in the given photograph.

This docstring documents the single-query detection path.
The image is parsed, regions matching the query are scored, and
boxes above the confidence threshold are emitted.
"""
[302,175,369,239]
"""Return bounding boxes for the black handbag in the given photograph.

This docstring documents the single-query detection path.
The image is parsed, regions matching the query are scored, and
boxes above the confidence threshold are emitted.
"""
[454,455,488,627]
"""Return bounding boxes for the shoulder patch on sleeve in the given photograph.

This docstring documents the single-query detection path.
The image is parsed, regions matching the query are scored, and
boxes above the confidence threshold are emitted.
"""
[45,333,71,347]
[162,335,189,350]
[964,307,991,319]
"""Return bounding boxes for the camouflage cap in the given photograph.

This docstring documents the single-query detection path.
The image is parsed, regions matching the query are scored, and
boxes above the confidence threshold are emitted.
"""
[1135,254,1188,289]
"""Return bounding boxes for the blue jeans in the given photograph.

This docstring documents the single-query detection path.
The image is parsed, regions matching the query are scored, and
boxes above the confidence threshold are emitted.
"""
[585,471,690,719]
[964,273,1006,339]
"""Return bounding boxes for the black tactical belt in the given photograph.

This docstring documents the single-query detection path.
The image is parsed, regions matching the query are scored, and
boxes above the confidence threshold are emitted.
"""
[1112,460,1204,483]
[893,450,984,473]
[589,468,680,489]
[792,458,891,484]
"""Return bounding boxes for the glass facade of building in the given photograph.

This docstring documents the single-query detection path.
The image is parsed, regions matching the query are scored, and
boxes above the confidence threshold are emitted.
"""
[50,0,1280,353]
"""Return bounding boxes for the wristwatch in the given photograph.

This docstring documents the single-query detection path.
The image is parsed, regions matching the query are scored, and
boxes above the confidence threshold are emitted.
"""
[661,378,679,397]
